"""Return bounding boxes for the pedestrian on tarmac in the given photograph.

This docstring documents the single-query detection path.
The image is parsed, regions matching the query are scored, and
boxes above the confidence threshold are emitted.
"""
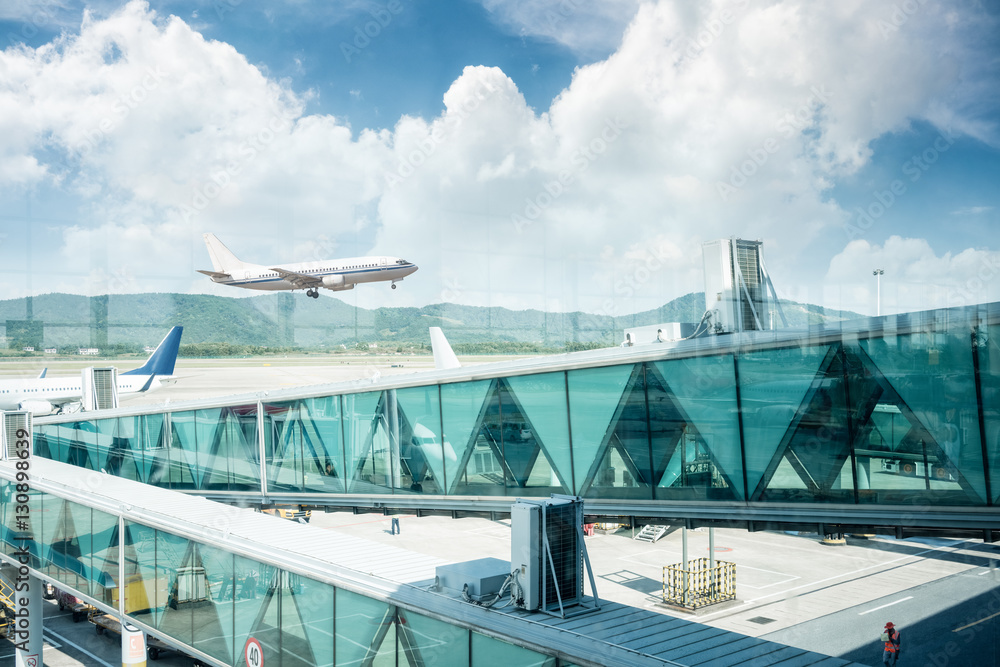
[882,621,901,666]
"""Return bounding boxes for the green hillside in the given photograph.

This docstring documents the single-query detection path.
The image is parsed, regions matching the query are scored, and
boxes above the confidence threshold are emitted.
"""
[0,292,865,351]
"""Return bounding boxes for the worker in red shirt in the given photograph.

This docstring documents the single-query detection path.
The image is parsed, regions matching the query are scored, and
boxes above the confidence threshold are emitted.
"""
[882,621,901,666]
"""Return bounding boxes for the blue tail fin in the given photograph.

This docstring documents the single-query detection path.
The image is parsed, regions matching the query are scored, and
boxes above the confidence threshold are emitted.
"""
[122,326,183,376]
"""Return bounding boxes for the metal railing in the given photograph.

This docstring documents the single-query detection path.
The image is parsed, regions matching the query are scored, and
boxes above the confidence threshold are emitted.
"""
[662,558,736,610]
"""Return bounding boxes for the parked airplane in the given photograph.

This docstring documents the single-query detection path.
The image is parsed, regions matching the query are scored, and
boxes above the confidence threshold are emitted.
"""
[197,233,418,299]
[0,326,183,416]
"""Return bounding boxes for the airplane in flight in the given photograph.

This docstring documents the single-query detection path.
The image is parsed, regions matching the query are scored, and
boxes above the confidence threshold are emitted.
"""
[0,326,183,416]
[197,233,418,299]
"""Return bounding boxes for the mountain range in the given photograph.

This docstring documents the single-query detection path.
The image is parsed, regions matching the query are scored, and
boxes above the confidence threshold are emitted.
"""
[0,292,865,349]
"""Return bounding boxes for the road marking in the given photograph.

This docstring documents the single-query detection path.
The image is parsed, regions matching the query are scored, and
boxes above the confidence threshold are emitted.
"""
[697,538,975,620]
[41,627,116,667]
[737,565,800,590]
[953,610,1000,633]
[859,596,913,615]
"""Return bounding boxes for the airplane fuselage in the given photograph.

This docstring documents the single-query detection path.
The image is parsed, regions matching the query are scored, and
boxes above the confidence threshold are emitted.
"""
[207,257,417,291]
[0,376,159,412]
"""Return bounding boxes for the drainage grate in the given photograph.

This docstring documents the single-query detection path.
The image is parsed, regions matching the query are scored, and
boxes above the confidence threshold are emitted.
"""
[748,616,776,625]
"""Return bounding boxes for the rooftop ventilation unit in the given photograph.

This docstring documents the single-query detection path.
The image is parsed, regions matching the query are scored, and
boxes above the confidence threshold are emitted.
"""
[82,367,119,411]
[703,238,787,334]
[0,411,31,461]
[510,495,600,618]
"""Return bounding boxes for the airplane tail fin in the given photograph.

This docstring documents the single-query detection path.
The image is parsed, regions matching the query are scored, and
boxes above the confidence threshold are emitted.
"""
[203,233,245,274]
[430,327,461,370]
[122,326,183,376]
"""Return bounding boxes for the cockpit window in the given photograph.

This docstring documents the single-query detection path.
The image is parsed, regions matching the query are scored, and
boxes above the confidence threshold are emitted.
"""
[396,259,410,264]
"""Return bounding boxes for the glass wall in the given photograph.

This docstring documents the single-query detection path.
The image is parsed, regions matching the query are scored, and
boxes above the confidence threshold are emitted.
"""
[0,486,572,667]
[31,304,999,509]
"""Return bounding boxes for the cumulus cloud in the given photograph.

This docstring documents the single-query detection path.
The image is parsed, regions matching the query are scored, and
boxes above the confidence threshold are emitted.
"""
[0,0,996,315]
[825,237,1000,315]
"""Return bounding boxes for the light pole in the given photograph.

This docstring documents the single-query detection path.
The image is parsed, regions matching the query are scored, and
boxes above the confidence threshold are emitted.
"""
[873,269,884,316]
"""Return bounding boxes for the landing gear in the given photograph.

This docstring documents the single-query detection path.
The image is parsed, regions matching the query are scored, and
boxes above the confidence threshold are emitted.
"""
[305,289,319,299]
[391,283,397,289]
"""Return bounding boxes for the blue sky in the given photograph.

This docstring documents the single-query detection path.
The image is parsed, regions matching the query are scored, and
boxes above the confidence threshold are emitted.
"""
[1,0,998,317]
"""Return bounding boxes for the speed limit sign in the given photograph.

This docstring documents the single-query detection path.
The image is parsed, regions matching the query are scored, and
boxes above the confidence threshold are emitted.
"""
[245,638,263,667]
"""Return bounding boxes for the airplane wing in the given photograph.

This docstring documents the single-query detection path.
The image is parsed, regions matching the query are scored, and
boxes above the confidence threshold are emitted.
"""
[270,267,324,289]
[197,269,231,279]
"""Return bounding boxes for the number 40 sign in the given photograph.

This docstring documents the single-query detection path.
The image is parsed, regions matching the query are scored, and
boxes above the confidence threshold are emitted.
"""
[245,638,264,667]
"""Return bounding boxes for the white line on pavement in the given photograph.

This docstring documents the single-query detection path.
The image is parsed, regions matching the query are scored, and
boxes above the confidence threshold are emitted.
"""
[41,627,116,667]
[859,596,913,615]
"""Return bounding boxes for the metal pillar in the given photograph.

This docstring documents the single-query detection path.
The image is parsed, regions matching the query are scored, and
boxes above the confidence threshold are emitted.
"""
[681,527,689,607]
[14,574,44,667]
[387,390,401,489]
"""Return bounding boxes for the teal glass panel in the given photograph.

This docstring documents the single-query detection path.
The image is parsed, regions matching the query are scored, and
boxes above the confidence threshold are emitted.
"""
[204,405,260,491]
[36,491,63,574]
[398,610,469,667]
[756,348,856,503]
[143,413,171,486]
[737,345,831,499]
[471,632,555,666]
[266,401,307,492]
[195,408,224,490]
[168,411,200,489]
[654,355,743,500]
[191,541,236,664]
[90,508,119,606]
[335,588,393,667]
[154,530,195,645]
[395,385,447,494]
[294,577,335,667]
[350,392,400,494]
[123,521,160,622]
[301,396,346,493]
[506,372,573,492]
[580,365,653,500]
[107,417,143,482]
[67,500,96,596]
[62,422,98,470]
[983,315,1000,503]
[567,364,634,496]
[440,379,493,494]
[342,391,384,493]
[862,316,987,504]
[92,417,117,473]
[44,498,89,592]
[448,380,507,496]
[233,555,277,665]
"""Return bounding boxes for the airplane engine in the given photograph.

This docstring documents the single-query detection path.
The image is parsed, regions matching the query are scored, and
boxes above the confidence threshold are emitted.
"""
[322,275,352,290]
[19,399,54,416]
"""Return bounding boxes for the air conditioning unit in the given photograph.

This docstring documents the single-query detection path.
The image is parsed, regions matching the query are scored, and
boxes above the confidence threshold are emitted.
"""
[702,238,786,334]
[0,411,31,461]
[510,495,600,618]
[82,367,119,411]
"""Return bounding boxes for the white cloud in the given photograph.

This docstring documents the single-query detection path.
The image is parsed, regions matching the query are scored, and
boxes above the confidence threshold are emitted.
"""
[0,0,996,316]
[478,0,642,58]
[825,236,1000,315]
